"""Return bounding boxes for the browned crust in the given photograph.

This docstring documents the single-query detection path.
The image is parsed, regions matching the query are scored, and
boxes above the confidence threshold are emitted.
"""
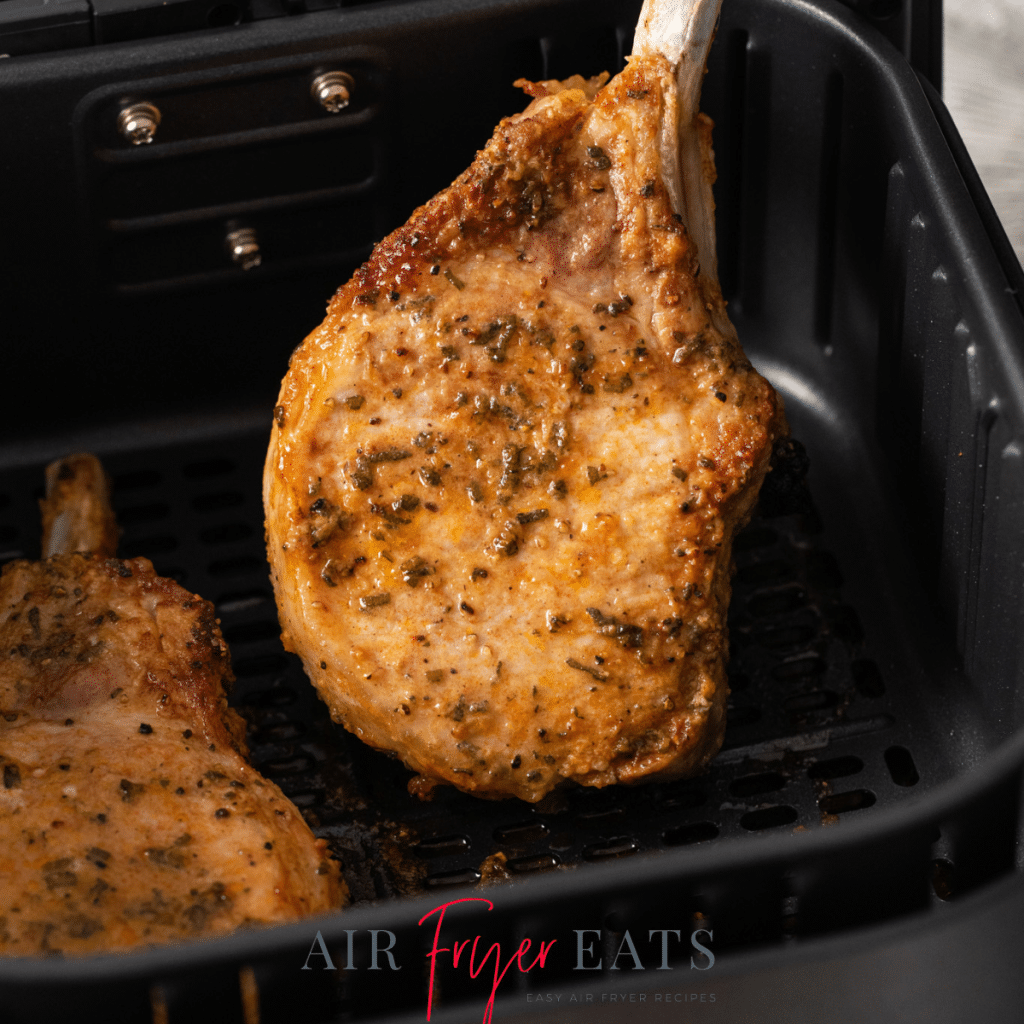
[0,554,245,754]
[267,57,787,802]
[0,553,345,956]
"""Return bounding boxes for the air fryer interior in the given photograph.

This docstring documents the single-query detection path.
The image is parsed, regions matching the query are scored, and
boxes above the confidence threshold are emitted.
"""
[1,0,1024,1015]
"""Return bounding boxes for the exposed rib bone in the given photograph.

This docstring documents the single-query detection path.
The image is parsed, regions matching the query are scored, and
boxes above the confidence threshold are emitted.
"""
[40,453,120,559]
[633,0,725,298]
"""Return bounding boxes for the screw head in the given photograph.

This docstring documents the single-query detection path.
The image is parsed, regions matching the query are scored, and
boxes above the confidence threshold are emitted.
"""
[117,102,161,145]
[225,227,261,271]
[311,71,354,114]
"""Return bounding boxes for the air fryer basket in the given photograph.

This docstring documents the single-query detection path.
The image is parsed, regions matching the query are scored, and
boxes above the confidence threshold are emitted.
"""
[2,0,1024,1021]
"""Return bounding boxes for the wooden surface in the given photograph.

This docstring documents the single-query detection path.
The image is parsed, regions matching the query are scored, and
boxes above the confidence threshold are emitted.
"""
[945,0,1024,268]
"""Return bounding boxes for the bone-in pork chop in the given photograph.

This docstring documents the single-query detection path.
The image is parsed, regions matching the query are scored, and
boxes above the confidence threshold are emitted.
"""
[264,0,787,802]
[0,455,343,956]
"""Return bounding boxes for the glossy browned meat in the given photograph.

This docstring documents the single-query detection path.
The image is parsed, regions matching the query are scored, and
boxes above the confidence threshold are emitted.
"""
[0,459,343,957]
[264,2,786,802]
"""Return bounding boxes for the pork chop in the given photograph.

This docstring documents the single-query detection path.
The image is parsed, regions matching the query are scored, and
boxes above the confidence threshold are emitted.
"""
[0,455,343,956]
[264,0,786,802]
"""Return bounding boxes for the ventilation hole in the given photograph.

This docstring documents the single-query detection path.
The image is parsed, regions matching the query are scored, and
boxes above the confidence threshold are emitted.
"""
[725,705,762,727]
[582,837,639,861]
[828,605,864,643]
[288,790,324,809]
[117,502,170,525]
[754,623,818,650]
[729,771,787,798]
[223,620,280,645]
[771,654,827,681]
[207,2,241,25]
[217,590,271,614]
[783,690,839,713]
[508,853,559,873]
[129,535,178,556]
[576,808,625,827]
[868,0,901,18]
[737,559,791,585]
[238,681,297,704]
[733,526,778,552]
[818,789,876,814]
[659,788,707,810]
[193,491,244,512]
[0,525,17,543]
[416,835,471,858]
[663,821,719,846]
[113,469,161,491]
[208,555,265,577]
[426,868,481,889]
[852,659,885,698]
[493,821,549,845]
[931,858,954,901]
[884,746,919,787]
[549,832,573,852]
[727,671,751,692]
[183,458,235,479]
[200,522,253,545]
[251,721,306,743]
[233,654,290,678]
[259,754,316,777]
[806,551,843,588]
[740,805,798,831]
[747,586,806,618]
[807,755,863,780]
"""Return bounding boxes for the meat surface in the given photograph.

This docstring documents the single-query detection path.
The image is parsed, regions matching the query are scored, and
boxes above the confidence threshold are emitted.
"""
[264,0,786,802]
[0,456,342,956]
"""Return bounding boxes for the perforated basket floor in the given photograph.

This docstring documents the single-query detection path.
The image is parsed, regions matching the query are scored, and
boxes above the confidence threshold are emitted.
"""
[0,428,933,907]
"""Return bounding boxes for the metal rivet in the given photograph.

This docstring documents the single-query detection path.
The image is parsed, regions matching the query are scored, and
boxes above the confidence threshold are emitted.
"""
[225,227,261,271]
[117,102,161,145]
[310,71,354,114]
